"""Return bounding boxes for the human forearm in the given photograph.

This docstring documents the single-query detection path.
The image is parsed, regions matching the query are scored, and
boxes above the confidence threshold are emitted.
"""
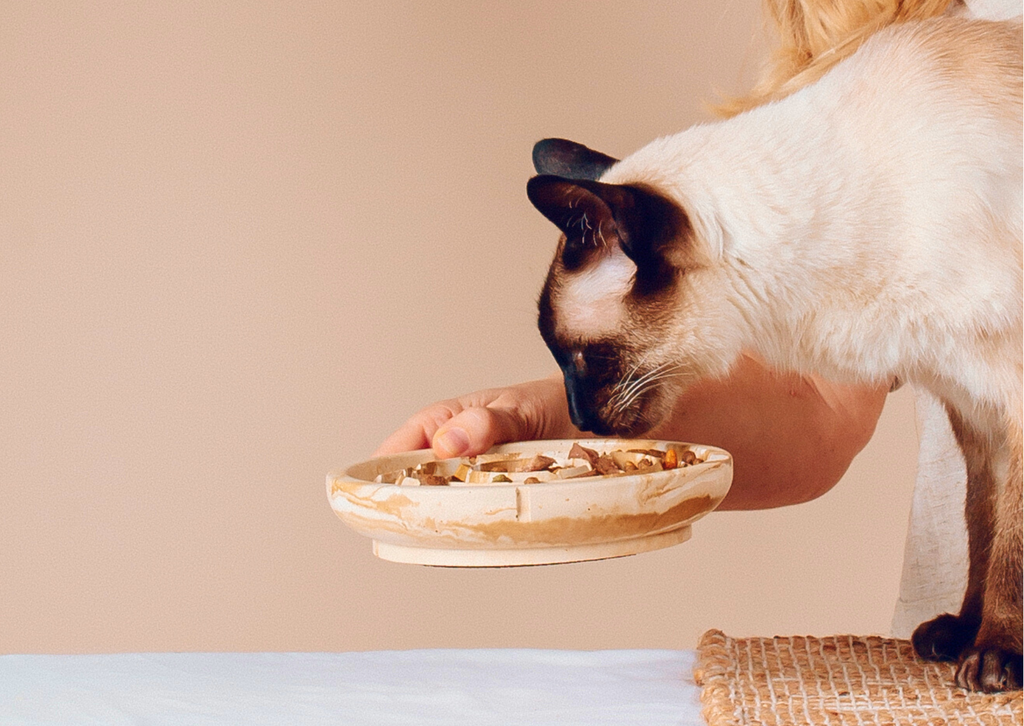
[647,354,888,510]
[375,355,888,510]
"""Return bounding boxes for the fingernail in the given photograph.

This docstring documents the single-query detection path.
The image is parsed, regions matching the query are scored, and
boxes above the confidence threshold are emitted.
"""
[434,427,470,458]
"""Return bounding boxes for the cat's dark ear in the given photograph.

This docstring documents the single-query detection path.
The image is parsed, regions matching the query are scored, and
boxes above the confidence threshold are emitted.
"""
[527,175,619,268]
[532,139,618,181]
[527,175,690,276]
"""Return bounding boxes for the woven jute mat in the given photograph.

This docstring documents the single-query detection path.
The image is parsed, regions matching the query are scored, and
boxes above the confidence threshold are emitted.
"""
[694,629,1022,725]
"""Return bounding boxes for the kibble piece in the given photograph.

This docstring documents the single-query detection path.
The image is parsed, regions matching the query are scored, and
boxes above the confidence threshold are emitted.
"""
[610,450,641,470]
[554,465,592,479]
[627,448,659,458]
[478,457,519,471]
[636,460,663,474]
[663,449,678,469]
[420,474,448,486]
[480,454,557,473]
[681,450,698,465]
[594,455,621,476]
[524,454,558,472]
[474,452,520,465]
[568,443,600,467]
[491,474,512,483]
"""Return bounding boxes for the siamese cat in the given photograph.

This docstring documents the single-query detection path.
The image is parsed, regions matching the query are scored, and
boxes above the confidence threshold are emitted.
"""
[528,16,1022,692]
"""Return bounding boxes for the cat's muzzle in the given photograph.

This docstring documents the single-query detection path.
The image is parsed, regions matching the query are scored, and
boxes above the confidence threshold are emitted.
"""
[562,369,655,437]
[563,371,614,435]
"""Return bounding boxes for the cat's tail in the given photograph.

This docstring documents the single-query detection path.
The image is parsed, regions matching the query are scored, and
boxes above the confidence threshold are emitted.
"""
[714,0,961,116]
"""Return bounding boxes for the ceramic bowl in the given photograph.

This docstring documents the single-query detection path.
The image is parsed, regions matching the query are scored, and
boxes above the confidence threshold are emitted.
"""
[327,439,732,567]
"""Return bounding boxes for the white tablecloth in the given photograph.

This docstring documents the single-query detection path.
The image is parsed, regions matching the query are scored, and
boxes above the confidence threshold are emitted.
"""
[0,649,703,725]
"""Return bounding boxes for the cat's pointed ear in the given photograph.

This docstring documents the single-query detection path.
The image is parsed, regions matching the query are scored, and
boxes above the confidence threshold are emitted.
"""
[532,139,618,181]
[528,175,691,273]
[527,175,621,268]
[528,175,614,240]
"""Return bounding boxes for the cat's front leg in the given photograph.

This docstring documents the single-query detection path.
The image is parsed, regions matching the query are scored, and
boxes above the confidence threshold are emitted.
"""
[912,406,991,667]
[956,642,1022,692]
[911,612,979,662]
[955,425,1023,692]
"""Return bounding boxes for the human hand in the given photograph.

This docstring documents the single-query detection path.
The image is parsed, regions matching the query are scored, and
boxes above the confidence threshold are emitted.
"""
[372,355,887,511]
[373,376,581,459]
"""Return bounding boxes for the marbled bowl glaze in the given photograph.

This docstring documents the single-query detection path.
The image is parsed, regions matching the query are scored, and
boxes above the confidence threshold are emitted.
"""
[327,439,732,566]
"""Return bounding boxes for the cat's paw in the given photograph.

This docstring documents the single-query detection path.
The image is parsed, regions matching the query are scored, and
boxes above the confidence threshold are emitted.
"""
[955,646,1023,692]
[911,613,977,662]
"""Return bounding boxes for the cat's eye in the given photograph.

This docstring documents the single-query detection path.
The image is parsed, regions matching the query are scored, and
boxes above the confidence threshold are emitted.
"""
[571,350,586,375]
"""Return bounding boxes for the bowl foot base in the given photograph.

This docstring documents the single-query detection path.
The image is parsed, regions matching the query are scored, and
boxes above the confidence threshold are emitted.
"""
[371,526,692,567]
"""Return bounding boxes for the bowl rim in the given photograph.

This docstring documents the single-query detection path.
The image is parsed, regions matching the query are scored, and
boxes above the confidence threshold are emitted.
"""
[329,438,733,495]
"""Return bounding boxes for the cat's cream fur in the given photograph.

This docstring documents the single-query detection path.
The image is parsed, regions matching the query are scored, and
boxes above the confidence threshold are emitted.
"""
[598,15,1015,413]
[557,248,634,338]
[567,16,1021,434]
[533,9,1021,691]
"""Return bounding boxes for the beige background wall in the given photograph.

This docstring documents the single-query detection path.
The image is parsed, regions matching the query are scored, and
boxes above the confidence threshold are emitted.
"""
[0,1,919,654]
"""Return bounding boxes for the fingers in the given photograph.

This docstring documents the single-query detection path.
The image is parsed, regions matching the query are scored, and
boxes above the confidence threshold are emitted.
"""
[432,406,531,458]
[372,402,463,457]
[372,403,530,460]
[372,376,575,459]
[372,423,432,457]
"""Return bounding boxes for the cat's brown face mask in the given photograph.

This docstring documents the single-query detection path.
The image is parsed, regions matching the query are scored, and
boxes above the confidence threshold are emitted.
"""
[529,139,701,436]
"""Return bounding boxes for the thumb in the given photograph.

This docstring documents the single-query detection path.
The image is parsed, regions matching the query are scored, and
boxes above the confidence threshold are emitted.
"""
[431,405,532,458]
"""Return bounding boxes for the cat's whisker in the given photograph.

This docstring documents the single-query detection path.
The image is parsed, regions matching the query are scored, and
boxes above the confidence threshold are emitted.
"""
[610,366,665,414]
[620,361,679,401]
[607,353,657,409]
[613,364,689,415]
[608,370,661,419]
[609,359,667,413]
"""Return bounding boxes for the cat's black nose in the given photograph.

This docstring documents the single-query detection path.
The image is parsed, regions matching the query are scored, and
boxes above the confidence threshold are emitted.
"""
[565,377,589,430]
[563,371,612,435]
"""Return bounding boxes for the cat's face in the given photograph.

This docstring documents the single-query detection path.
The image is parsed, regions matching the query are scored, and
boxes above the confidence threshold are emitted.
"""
[530,139,730,436]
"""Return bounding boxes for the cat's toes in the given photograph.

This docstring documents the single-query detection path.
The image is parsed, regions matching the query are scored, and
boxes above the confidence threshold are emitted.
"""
[912,613,977,662]
[955,646,1023,692]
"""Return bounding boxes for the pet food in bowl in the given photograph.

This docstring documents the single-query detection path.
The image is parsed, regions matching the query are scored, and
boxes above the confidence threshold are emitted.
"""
[327,439,732,567]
